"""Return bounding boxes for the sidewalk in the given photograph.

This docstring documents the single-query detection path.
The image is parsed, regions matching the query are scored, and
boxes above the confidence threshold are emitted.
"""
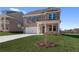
[0,34,42,43]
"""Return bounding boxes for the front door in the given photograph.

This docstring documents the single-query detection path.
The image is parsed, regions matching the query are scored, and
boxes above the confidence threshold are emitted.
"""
[42,26,45,33]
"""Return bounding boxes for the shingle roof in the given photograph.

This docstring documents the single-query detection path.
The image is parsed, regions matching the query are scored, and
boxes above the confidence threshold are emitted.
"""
[26,7,60,15]
[0,10,23,15]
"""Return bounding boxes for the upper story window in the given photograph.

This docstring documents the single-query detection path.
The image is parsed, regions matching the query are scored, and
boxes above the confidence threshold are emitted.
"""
[48,13,54,20]
[43,15,46,21]
[53,14,56,20]
[0,17,4,24]
[36,16,40,21]
[31,16,41,22]
[48,13,56,20]
[31,16,35,22]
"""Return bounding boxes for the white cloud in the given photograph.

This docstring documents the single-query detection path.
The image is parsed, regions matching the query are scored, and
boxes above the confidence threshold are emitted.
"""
[9,8,26,14]
[9,8,21,11]
[22,11,27,14]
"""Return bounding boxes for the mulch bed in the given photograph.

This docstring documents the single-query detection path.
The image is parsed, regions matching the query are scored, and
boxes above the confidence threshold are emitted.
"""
[35,40,58,48]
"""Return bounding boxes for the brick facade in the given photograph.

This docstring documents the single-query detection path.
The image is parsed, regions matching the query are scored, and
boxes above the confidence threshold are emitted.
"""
[24,7,61,34]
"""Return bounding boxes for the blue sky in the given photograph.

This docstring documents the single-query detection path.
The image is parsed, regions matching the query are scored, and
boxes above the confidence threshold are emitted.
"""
[0,7,79,30]
[61,7,79,30]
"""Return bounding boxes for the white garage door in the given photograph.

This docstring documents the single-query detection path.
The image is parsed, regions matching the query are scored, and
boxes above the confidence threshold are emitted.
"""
[24,27,37,34]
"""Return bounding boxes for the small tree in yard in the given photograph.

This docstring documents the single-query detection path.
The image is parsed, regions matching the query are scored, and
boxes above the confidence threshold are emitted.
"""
[35,16,57,48]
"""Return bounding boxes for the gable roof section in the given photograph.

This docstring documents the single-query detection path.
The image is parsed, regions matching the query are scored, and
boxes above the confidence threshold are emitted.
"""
[26,7,60,15]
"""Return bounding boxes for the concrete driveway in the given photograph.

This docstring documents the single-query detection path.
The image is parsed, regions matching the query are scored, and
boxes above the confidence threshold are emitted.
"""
[0,34,42,43]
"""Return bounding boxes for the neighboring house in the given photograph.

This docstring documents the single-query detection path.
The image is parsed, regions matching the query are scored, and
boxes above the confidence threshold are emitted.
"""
[24,7,61,34]
[0,10,24,32]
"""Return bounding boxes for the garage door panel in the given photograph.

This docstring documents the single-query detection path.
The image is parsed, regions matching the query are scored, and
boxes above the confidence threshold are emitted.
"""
[24,27,37,34]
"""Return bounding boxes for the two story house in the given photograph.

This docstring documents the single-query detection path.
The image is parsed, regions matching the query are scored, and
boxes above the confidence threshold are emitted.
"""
[24,7,61,34]
[0,10,24,32]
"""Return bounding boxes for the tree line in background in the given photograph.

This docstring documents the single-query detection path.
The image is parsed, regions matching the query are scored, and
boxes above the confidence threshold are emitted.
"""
[61,28,79,34]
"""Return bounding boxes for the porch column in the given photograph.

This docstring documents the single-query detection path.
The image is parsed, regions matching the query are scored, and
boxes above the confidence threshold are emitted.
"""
[44,21,47,33]
[3,16,6,32]
[37,22,40,34]
[52,24,53,32]
[58,24,60,33]
[44,15,47,33]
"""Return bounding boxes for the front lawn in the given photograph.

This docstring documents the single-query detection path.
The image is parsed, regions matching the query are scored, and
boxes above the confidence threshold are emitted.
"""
[0,34,79,52]
[0,32,22,36]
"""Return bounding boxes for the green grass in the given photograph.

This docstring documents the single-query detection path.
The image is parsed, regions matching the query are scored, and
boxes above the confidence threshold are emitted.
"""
[0,34,79,52]
[0,32,22,36]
